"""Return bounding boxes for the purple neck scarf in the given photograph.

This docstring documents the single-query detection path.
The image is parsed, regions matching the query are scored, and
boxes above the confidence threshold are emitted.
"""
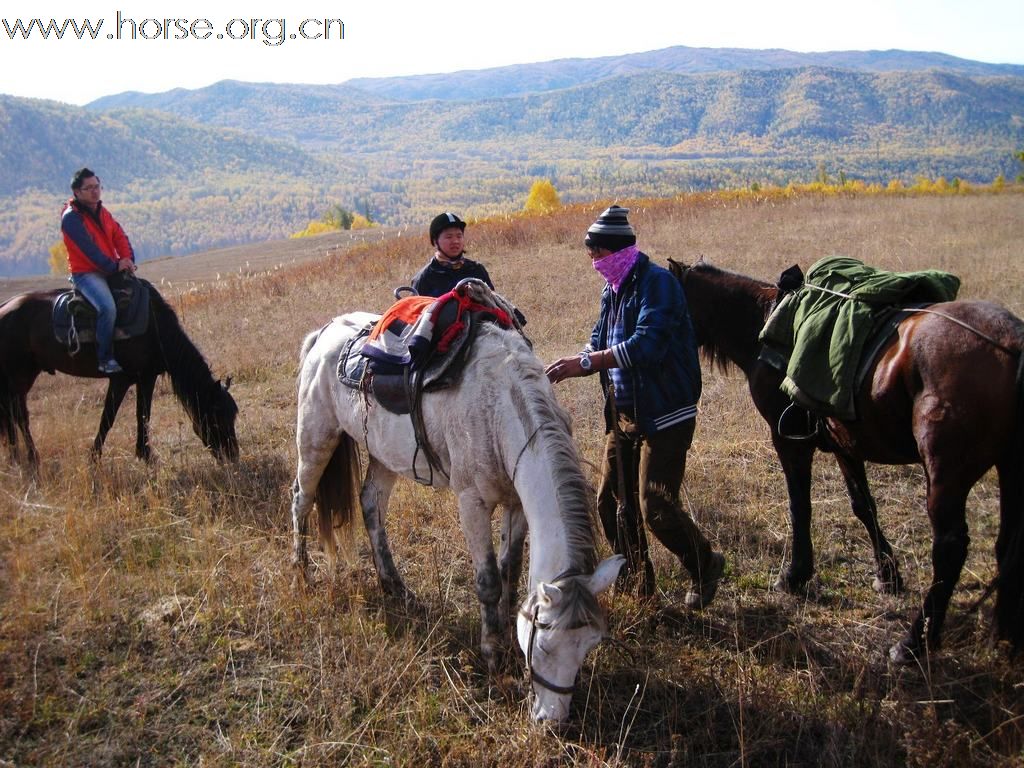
[592,245,639,292]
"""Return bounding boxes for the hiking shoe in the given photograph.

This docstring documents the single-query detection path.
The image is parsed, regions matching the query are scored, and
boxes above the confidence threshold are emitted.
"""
[98,359,123,374]
[683,551,726,610]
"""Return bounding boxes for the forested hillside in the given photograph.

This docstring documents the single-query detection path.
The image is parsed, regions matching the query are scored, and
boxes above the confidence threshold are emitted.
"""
[3,45,1023,276]
[0,96,356,275]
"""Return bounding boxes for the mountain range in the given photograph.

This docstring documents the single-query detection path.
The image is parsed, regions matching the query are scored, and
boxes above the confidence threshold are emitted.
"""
[1,44,1022,276]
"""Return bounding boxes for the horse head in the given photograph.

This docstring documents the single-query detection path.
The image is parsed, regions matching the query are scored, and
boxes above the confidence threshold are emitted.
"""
[193,377,240,461]
[517,555,624,723]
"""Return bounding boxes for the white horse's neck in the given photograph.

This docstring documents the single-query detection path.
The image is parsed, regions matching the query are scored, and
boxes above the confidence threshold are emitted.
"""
[511,430,595,589]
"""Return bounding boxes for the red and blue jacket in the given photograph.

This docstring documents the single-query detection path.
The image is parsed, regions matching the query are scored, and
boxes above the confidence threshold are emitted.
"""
[61,199,135,275]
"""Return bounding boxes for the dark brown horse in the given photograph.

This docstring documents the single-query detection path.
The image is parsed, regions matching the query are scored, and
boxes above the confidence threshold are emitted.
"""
[0,280,239,469]
[669,258,1024,662]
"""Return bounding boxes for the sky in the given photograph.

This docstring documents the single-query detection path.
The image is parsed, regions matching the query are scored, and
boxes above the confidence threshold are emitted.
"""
[1,0,1022,106]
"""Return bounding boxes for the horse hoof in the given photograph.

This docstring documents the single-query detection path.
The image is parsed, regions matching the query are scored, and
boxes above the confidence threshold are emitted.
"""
[888,639,921,665]
[772,574,808,594]
[872,575,904,595]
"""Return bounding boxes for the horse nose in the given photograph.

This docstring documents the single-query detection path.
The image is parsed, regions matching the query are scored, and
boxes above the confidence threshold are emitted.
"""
[531,696,570,725]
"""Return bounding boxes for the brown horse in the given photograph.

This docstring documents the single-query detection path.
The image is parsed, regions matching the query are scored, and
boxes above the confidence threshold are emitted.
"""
[669,258,1024,662]
[0,279,239,469]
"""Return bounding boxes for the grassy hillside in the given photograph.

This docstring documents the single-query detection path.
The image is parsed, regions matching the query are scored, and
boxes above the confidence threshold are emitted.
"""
[2,190,1023,766]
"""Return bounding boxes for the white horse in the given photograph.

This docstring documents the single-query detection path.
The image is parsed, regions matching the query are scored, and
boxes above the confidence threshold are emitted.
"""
[291,286,624,723]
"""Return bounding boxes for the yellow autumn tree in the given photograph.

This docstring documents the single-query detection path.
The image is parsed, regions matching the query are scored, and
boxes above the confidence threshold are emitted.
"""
[524,179,561,214]
[48,240,68,276]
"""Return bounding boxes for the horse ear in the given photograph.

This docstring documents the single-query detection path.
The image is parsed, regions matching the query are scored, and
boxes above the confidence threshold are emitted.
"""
[587,555,626,595]
[537,582,564,608]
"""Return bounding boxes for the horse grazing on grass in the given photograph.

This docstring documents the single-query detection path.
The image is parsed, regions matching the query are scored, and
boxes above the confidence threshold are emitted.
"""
[0,280,239,469]
[291,285,623,723]
[669,258,1024,663]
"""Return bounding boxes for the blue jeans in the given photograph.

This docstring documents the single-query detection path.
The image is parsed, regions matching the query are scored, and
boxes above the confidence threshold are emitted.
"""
[71,271,117,363]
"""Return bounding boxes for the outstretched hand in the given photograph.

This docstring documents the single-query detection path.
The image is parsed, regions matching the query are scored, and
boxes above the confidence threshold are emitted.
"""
[545,356,587,384]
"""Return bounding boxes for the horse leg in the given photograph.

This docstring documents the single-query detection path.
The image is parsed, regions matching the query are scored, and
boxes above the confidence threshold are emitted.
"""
[994,457,1024,650]
[290,429,345,586]
[772,436,816,592]
[5,383,39,472]
[360,457,413,602]
[498,501,527,642]
[890,476,971,663]
[133,375,157,462]
[92,376,131,460]
[457,490,503,673]
[834,454,904,594]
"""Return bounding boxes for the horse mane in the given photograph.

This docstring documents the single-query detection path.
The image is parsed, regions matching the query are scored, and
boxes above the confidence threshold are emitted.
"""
[684,260,778,374]
[475,322,598,577]
[145,283,222,416]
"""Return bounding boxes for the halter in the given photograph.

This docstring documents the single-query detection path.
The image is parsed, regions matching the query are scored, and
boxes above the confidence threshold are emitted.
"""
[519,603,585,697]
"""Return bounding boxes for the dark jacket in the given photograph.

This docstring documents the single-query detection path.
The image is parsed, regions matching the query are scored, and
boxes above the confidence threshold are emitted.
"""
[410,257,493,298]
[589,252,702,436]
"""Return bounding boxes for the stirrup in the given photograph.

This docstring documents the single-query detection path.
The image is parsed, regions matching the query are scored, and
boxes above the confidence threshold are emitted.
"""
[777,402,818,441]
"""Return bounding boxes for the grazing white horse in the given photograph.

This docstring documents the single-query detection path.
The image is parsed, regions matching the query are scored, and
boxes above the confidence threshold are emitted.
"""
[291,284,624,723]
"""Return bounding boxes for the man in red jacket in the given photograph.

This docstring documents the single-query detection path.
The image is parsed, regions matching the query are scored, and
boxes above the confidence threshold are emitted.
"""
[61,168,137,374]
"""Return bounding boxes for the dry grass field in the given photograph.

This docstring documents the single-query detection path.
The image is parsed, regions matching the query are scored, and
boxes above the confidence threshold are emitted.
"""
[1,191,1023,766]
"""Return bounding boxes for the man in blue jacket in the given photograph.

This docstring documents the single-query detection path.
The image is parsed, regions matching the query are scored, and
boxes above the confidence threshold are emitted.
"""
[546,206,725,608]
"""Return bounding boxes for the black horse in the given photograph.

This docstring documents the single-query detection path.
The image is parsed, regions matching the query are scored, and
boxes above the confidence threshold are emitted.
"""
[0,279,239,469]
[670,258,1024,662]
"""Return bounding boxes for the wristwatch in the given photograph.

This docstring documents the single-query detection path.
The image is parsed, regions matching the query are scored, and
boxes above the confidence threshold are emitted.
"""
[579,351,593,372]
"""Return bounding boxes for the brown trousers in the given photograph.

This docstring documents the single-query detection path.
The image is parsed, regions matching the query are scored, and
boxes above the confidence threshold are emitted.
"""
[597,414,713,580]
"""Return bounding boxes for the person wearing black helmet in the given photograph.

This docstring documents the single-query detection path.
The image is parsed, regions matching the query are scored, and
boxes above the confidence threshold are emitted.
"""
[410,212,494,297]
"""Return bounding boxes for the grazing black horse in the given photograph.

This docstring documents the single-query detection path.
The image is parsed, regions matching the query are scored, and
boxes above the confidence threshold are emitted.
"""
[669,258,1024,662]
[0,279,239,468]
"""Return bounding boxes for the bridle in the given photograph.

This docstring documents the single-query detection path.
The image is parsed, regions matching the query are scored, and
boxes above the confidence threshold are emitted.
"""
[519,604,584,697]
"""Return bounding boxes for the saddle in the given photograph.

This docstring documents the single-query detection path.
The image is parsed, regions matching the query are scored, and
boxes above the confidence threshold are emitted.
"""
[338,279,514,416]
[337,279,518,486]
[759,256,959,421]
[52,273,150,351]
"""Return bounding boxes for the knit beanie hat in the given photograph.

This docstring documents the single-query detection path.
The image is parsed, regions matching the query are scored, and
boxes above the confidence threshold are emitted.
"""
[585,205,636,252]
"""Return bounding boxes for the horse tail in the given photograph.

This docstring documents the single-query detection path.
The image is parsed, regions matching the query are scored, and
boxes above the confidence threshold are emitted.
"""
[315,431,361,567]
[0,366,13,450]
[994,346,1024,652]
[0,302,19,450]
[299,323,330,366]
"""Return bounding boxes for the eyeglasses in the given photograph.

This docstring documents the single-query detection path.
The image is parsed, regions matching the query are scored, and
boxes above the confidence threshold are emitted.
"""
[79,183,101,192]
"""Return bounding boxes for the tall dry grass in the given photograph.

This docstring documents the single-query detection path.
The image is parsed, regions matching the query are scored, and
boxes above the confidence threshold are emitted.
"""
[2,190,1023,766]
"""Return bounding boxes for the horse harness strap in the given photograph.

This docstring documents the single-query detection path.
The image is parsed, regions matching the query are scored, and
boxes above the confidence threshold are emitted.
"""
[511,424,544,485]
[804,283,1019,358]
[520,604,581,697]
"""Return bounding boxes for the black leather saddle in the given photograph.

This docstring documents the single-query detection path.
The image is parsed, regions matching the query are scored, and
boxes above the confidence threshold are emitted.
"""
[52,274,150,350]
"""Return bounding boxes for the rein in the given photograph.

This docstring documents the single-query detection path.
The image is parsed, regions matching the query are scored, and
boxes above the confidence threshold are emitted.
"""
[510,423,543,485]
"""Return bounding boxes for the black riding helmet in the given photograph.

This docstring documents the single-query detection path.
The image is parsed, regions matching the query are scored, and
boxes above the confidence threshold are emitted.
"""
[429,212,466,246]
